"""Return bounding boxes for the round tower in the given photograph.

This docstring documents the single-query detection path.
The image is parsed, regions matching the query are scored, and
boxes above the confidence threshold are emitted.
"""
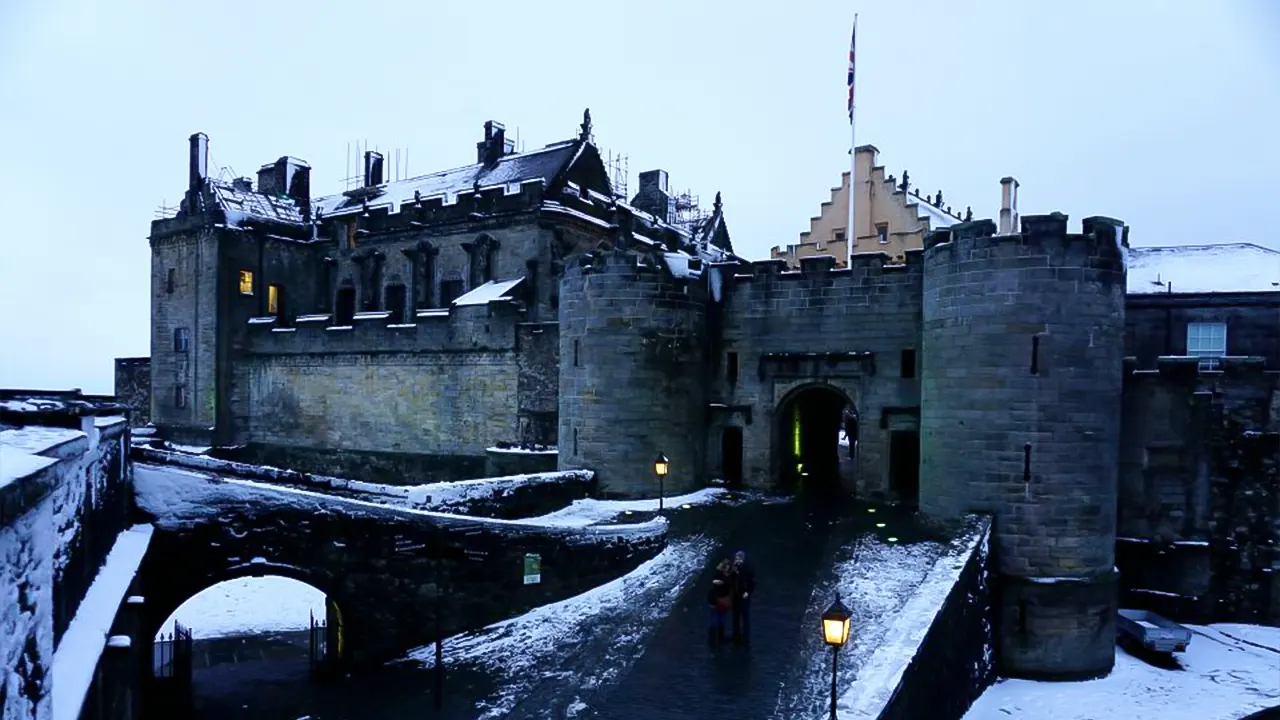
[920,213,1128,679]
[558,249,707,497]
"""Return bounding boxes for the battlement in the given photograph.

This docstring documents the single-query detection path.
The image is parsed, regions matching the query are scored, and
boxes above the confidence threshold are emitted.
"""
[563,246,706,288]
[734,249,924,284]
[924,213,1129,273]
[318,178,546,237]
[243,298,526,356]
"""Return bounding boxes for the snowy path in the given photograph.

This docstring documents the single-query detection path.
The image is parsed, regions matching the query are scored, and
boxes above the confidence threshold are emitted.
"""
[964,624,1280,720]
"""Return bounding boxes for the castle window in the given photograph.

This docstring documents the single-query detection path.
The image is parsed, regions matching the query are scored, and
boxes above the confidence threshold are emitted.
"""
[833,229,846,244]
[573,339,581,367]
[238,270,254,295]
[173,327,189,353]
[1030,336,1040,375]
[166,268,176,294]
[726,352,739,385]
[876,223,889,244]
[1023,443,1032,483]
[385,283,407,324]
[440,279,464,307]
[900,349,916,379]
[267,284,282,315]
[174,385,188,409]
[1186,322,1227,370]
[573,427,579,456]
[335,286,356,326]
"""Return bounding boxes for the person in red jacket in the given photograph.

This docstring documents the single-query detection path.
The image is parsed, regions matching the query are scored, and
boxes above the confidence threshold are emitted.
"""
[707,558,734,646]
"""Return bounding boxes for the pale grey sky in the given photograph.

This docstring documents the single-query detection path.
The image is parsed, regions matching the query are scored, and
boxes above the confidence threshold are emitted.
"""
[1,0,1276,394]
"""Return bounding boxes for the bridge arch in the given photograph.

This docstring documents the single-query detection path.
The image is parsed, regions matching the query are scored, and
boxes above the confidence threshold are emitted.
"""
[772,381,858,497]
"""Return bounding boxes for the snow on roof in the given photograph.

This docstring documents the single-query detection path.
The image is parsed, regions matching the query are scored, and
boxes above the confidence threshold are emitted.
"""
[662,251,703,279]
[0,445,58,487]
[313,142,579,218]
[907,195,962,229]
[1126,243,1280,295]
[52,524,154,720]
[453,277,525,306]
[212,181,307,227]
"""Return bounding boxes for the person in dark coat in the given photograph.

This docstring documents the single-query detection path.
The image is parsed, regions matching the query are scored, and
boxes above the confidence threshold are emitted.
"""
[707,558,734,646]
[731,550,756,644]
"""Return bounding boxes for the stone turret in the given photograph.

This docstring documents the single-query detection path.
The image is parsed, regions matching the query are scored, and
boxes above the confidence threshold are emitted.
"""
[920,213,1129,679]
[557,248,708,496]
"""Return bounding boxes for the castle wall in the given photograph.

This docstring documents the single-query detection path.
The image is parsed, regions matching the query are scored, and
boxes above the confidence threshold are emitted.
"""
[149,225,222,444]
[224,302,532,484]
[558,250,708,497]
[715,253,923,497]
[1118,357,1280,624]
[1126,296,1280,368]
[919,215,1128,680]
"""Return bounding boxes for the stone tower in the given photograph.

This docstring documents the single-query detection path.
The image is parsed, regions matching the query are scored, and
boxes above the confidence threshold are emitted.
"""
[557,246,707,497]
[919,213,1129,679]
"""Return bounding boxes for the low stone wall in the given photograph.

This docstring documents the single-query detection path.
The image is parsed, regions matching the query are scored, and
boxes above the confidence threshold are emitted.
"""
[132,462,663,667]
[209,442,487,486]
[832,516,994,720]
[132,447,596,519]
[484,445,558,478]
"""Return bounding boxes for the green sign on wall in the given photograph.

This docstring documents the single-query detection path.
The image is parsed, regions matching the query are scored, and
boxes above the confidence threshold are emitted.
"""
[523,553,542,585]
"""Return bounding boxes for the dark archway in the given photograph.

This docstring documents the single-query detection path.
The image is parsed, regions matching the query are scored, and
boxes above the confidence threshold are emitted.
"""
[775,384,854,497]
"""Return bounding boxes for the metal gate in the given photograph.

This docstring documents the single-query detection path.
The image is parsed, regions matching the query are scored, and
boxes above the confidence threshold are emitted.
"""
[149,621,193,716]
[309,609,330,680]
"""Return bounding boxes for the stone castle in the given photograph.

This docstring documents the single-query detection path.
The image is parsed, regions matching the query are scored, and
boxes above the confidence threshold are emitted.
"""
[124,111,1280,681]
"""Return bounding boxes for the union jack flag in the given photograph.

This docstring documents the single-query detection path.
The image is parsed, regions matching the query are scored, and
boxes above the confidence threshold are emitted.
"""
[847,19,857,122]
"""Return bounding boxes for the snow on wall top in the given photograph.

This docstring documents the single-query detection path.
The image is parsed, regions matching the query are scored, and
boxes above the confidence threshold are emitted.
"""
[453,277,526,307]
[0,445,58,487]
[1126,243,1280,295]
[0,426,85,455]
[52,524,154,720]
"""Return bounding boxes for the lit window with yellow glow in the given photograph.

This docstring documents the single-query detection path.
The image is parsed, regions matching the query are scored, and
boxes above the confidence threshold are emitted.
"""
[238,270,254,295]
[268,284,280,314]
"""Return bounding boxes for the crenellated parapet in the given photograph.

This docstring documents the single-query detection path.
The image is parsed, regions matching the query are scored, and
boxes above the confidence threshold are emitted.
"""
[924,213,1129,279]
[243,298,527,356]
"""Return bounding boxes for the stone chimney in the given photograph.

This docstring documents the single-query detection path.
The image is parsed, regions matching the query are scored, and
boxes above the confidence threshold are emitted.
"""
[364,151,385,187]
[999,177,1020,234]
[257,156,311,199]
[476,121,512,166]
[189,132,209,192]
[630,170,674,222]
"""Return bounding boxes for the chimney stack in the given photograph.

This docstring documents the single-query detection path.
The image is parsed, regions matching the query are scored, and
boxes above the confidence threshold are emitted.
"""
[999,177,1020,234]
[476,121,509,166]
[189,132,209,192]
[631,170,674,222]
[364,151,385,187]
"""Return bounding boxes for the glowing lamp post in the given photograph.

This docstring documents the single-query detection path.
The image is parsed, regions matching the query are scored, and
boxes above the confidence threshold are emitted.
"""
[654,453,670,513]
[821,596,853,719]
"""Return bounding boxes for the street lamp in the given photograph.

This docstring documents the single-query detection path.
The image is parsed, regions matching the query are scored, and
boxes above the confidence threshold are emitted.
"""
[654,453,670,512]
[821,596,852,719]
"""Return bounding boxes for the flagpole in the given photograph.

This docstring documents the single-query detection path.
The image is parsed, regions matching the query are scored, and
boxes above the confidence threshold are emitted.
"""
[847,15,857,269]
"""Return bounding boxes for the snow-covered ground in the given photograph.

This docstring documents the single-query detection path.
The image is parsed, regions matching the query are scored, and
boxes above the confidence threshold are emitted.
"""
[527,488,725,527]
[155,577,326,640]
[405,536,717,719]
[964,624,1280,720]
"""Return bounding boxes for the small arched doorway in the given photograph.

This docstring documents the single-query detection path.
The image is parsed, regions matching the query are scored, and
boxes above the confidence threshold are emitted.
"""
[721,427,744,487]
[775,384,854,496]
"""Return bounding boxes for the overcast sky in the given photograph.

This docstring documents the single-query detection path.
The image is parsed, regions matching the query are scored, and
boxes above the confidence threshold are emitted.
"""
[1,0,1276,394]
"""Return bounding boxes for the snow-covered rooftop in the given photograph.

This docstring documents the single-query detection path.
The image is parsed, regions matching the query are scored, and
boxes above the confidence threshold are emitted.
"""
[453,277,525,307]
[906,193,963,229]
[1127,243,1280,295]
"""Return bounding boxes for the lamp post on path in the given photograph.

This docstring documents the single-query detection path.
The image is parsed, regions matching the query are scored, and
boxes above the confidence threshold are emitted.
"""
[821,595,853,719]
[654,453,670,514]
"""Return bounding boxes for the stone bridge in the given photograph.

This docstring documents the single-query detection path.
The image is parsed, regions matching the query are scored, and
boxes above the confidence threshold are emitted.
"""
[131,456,667,667]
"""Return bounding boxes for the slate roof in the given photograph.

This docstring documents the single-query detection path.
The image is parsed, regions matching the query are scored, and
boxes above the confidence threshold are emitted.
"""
[314,140,582,218]
[202,140,584,228]
[1126,243,1280,295]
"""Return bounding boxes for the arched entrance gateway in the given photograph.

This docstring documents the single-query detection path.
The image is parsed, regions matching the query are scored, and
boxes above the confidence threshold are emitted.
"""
[774,384,857,497]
